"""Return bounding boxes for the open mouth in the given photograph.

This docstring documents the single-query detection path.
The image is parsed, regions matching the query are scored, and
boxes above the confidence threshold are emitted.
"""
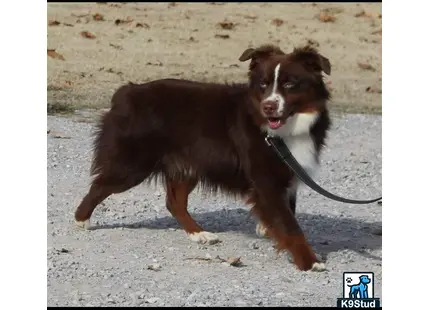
[267,117,284,130]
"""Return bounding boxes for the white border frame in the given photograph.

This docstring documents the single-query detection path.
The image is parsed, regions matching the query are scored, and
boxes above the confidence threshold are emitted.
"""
[384,0,429,308]
[3,1,47,309]
[3,1,429,309]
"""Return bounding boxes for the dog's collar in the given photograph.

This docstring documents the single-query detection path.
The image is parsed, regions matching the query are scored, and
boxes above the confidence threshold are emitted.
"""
[264,134,382,205]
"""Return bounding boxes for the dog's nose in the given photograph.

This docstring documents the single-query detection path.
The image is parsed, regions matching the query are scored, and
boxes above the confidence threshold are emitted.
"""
[263,101,278,115]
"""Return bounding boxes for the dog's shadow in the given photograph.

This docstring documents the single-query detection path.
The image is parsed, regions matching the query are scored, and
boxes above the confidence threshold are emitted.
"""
[94,208,381,261]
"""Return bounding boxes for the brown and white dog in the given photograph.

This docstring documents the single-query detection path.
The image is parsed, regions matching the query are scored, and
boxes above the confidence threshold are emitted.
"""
[74,44,332,271]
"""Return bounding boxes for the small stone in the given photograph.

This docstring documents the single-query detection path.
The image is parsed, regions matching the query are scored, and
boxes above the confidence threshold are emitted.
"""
[130,293,139,305]
[145,297,159,304]
[147,263,161,271]
[235,299,247,306]
[248,241,259,249]
[227,257,243,267]
[123,283,130,289]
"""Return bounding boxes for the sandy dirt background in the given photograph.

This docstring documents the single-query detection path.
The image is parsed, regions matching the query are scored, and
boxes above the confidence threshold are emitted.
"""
[47,2,382,115]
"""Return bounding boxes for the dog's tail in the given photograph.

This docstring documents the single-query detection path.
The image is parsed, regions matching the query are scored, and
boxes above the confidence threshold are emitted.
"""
[90,83,135,177]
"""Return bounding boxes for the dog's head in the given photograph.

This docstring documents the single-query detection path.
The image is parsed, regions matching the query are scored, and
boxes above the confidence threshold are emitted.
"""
[359,275,371,284]
[239,44,331,135]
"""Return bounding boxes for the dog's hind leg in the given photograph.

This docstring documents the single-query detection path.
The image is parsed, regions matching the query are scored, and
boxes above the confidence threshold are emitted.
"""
[252,186,297,238]
[74,171,148,229]
[165,178,220,245]
[246,190,270,238]
[74,142,158,230]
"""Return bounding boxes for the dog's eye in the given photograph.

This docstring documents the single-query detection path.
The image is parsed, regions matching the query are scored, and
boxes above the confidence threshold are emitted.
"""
[283,82,295,89]
[260,82,268,89]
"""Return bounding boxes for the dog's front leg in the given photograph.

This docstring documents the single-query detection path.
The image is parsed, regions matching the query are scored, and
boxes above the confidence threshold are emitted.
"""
[249,176,324,272]
[254,184,297,238]
[232,122,324,271]
[249,163,322,269]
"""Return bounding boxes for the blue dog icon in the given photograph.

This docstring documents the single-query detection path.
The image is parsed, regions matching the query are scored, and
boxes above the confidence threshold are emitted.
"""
[347,275,371,299]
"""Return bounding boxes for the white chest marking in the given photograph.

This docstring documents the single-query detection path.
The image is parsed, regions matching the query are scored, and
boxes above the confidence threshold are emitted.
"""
[264,112,320,177]
[284,133,318,176]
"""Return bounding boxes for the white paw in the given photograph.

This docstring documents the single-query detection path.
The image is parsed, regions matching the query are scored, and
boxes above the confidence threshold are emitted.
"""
[311,262,327,272]
[188,231,220,245]
[75,219,91,230]
[255,222,268,238]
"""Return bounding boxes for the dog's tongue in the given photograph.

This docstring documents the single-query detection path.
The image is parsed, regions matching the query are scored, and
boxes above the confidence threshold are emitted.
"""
[268,119,282,130]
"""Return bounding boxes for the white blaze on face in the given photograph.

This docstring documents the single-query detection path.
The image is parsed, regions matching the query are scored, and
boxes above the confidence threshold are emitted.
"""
[260,64,322,179]
[263,63,285,114]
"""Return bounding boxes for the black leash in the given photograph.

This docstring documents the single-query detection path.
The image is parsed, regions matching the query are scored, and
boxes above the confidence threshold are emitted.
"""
[265,136,382,204]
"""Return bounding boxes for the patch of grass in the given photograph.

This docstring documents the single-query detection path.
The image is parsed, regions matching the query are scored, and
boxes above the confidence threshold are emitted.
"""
[47,85,76,115]
[47,102,76,115]
[47,77,381,116]
[47,85,67,92]
[329,101,382,115]
[47,85,110,115]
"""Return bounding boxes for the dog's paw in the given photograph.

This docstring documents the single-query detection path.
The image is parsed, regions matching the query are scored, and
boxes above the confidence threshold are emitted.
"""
[255,222,268,238]
[188,231,221,245]
[75,219,91,230]
[310,262,327,272]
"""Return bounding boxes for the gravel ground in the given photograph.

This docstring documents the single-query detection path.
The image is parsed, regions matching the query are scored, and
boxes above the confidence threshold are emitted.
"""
[47,112,382,307]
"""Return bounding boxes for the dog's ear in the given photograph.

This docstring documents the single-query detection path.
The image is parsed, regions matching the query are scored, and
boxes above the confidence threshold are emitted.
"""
[239,45,285,70]
[291,46,331,75]
[238,48,256,62]
[239,44,285,62]
[318,54,331,75]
